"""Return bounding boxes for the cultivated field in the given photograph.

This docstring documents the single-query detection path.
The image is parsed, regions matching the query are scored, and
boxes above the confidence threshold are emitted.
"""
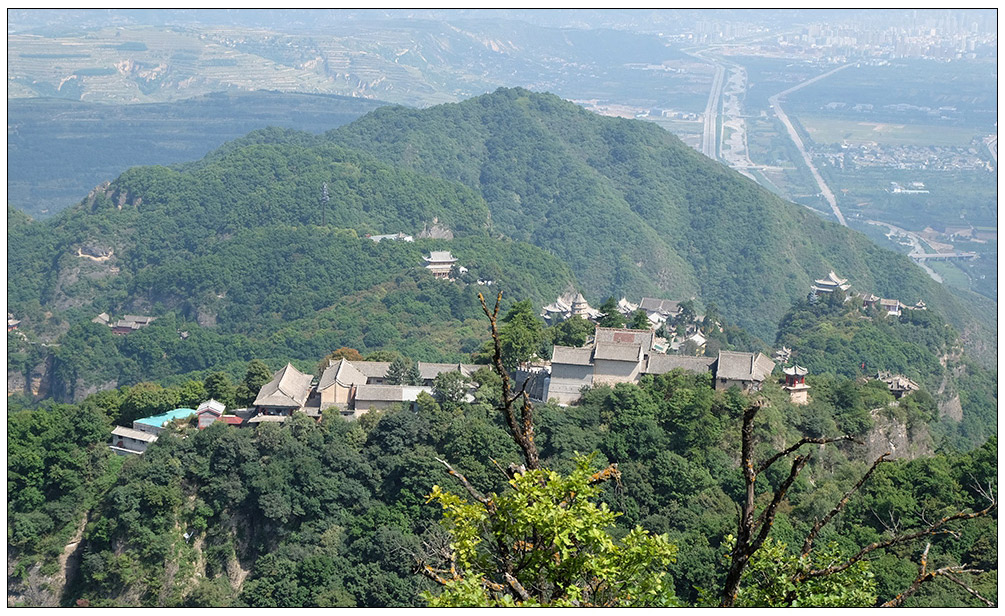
[799,116,982,147]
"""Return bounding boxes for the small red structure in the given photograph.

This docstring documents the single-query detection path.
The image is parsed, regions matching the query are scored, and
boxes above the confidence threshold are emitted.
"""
[782,365,810,405]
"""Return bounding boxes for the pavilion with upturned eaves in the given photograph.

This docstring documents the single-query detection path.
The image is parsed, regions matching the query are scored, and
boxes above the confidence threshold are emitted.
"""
[812,271,851,295]
[782,365,810,405]
[423,251,458,279]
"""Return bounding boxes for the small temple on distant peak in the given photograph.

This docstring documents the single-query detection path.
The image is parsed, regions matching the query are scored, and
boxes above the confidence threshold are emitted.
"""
[812,271,851,295]
[782,365,810,405]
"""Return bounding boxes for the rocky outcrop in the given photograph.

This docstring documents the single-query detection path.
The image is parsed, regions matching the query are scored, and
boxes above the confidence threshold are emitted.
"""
[72,379,118,404]
[8,370,27,396]
[418,219,453,240]
[29,357,52,400]
[864,405,933,461]
[938,394,964,422]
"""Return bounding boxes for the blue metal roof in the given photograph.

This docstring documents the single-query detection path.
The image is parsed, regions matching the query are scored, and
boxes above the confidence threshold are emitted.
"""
[134,408,197,427]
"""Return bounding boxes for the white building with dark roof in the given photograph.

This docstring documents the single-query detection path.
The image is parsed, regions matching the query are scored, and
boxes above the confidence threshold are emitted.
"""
[638,297,681,322]
[545,327,654,404]
[109,426,158,455]
[878,299,903,316]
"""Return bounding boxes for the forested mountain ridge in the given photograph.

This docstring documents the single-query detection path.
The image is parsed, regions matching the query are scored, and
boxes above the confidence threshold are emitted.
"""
[330,87,996,355]
[7,82,997,606]
[8,92,386,218]
[7,86,995,404]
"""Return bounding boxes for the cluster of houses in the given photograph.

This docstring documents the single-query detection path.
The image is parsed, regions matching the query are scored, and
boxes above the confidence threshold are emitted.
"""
[811,271,926,317]
[542,292,709,354]
[242,357,485,423]
[91,313,157,334]
[109,324,930,455]
[545,326,778,405]
[110,400,235,455]
[109,358,484,454]
[107,275,931,454]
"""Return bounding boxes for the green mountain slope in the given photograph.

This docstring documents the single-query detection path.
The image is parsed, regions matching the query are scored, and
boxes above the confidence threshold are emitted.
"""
[7,87,995,402]
[330,88,996,354]
[8,92,386,218]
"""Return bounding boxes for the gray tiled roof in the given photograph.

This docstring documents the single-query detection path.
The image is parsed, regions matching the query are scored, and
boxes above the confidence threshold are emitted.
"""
[645,354,716,375]
[352,361,392,379]
[247,415,289,423]
[594,327,654,349]
[715,351,775,382]
[416,362,482,381]
[551,346,594,366]
[253,363,313,408]
[639,298,680,315]
[593,343,642,362]
[355,384,405,402]
[319,358,367,390]
[111,426,158,442]
[424,251,457,263]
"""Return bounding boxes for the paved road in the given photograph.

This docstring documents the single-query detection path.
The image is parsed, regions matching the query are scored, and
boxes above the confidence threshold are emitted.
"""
[987,136,997,163]
[769,64,852,227]
[702,63,726,159]
[865,219,943,282]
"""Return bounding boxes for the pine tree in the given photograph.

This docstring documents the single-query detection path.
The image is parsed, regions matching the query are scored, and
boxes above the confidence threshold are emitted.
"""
[385,357,409,385]
[405,362,422,386]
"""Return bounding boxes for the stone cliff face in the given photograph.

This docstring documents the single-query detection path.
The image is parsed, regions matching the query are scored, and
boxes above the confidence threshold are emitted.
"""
[29,356,52,400]
[864,405,933,462]
[8,369,27,397]
[938,394,964,422]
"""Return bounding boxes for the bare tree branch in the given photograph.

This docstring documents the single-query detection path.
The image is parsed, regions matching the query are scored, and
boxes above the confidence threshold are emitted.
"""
[756,434,860,475]
[419,564,452,586]
[880,543,987,607]
[721,401,763,607]
[803,503,996,580]
[751,455,808,548]
[435,457,495,512]
[490,458,513,482]
[943,572,995,607]
[869,507,904,536]
[504,573,532,602]
[479,291,540,470]
[588,463,621,486]
[802,452,890,556]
